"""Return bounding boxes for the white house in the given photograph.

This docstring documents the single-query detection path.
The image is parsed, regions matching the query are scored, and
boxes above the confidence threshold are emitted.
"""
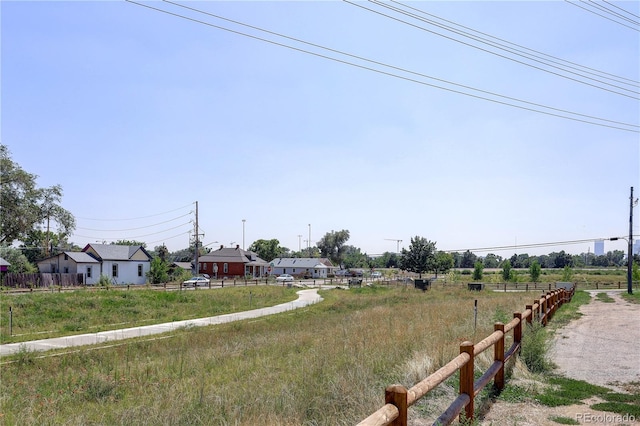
[269,258,335,278]
[82,244,152,285]
[37,252,101,285]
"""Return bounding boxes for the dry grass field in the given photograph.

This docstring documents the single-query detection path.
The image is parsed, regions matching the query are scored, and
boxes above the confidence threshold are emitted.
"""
[0,284,549,425]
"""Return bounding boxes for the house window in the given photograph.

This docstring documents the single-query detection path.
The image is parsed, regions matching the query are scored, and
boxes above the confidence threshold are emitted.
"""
[64,254,68,261]
[64,267,69,273]
[112,264,118,278]
[223,263,228,274]
[87,266,92,278]
[138,264,143,277]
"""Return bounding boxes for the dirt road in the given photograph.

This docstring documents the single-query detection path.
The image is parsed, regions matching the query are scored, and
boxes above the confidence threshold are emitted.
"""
[480,290,640,425]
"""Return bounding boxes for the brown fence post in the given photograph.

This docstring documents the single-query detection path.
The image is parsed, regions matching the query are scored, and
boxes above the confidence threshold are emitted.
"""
[525,305,533,325]
[494,323,505,391]
[385,385,408,426]
[460,341,475,422]
[513,312,522,346]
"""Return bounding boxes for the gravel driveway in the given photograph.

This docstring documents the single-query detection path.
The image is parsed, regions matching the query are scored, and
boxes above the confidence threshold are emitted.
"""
[551,290,640,393]
[480,289,640,425]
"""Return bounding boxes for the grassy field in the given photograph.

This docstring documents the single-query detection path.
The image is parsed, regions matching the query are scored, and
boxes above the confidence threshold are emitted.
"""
[0,284,554,425]
[0,286,297,344]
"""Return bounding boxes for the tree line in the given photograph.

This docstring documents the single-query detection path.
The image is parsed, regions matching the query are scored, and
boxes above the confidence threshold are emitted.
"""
[2,145,637,282]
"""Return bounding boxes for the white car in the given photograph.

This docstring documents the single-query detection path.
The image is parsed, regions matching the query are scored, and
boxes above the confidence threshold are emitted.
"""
[371,271,382,278]
[182,276,210,287]
[275,274,294,283]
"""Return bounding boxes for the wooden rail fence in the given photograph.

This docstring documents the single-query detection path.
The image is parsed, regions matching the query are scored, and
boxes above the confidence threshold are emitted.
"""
[357,285,575,426]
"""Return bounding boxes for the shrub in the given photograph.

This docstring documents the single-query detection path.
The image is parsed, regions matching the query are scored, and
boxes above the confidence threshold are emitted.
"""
[521,323,553,373]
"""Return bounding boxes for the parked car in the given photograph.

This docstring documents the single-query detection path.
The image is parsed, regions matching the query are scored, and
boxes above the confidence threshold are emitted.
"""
[371,271,382,278]
[335,270,350,276]
[275,274,294,283]
[182,276,210,287]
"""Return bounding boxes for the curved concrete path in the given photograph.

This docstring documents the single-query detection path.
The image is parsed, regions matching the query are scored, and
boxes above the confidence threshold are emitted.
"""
[0,289,322,357]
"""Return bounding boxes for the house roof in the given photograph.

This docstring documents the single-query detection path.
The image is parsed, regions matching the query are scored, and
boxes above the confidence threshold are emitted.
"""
[36,251,100,264]
[66,252,100,263]
[198,247,269,266]
[270,258,331,269]
[171,262,193,270]
[0,257,10,267]
[82,244,152,261]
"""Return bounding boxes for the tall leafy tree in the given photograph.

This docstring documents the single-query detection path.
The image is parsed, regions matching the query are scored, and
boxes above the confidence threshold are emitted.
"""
[0,145,75,246]
[316,229,350,266]
[147,256,169,284]
[433,251,454,277]
[460,250,477,268]
[473,261,484,281]
[341,245,368,269]
[399,236,436,278]
[112,240,147,247]
[529,260,542,282]
[248,239,283,262]
[501,259,512,281]
[482,253,501,269]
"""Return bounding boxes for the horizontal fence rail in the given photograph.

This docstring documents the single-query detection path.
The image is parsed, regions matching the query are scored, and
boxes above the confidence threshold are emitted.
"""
[357,285,575,426]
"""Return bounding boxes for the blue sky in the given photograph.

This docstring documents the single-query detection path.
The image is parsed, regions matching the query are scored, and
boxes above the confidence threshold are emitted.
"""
[3,1,639,257]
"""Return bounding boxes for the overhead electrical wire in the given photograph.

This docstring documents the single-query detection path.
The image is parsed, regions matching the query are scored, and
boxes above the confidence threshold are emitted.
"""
[76,212,192,232]
[74,221,192,242]
[564,0,640,32]
[603,0,640,20]
[125,0,639,133]
[384,0,639,89]
[76,203,193,221]
[443,236,638,254]
[353,0,639,99]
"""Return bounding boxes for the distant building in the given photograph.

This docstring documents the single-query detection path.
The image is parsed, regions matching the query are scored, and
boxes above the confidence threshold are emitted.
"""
[594,240,604,256]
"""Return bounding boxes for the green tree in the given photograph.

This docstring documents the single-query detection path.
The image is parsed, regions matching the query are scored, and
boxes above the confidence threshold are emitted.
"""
[473,261,484,281]
[482,253,501,269]
[0,145,75,246]
[433,251,454,277]
[501,259,512,282]
[529,260,542,283]
[460,250,477,269]
[399,236,436,278]
[248,239,283,262]
[112,240,147,247]
[316,230,350,266]
[561,265,573,281]
[0,247,37,273]
[147,256,169,284]
[341,245,368,269]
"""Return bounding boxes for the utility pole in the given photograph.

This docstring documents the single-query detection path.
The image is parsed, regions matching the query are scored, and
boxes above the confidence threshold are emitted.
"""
[628,187,635,294]
[193,201,204,277]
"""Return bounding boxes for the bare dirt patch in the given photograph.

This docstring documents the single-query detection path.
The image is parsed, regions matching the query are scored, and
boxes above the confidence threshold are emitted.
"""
[480,290,640,425]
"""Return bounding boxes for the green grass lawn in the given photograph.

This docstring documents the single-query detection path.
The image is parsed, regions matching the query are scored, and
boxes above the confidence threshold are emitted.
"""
[0,286,297,344]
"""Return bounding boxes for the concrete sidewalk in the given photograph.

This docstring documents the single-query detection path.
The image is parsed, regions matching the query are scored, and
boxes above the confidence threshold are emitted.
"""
[0,288,322,357]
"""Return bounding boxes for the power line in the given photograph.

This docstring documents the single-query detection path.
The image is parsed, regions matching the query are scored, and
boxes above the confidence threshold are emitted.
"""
[603,0,640,20]
[443,236,639,254]
[74,221,192,241]
[76,203,193,221]
[353,0,639,99]
[76,212,191,232]
[564,0,640,32]
[387,0,639,88]
[125,0,639,133]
